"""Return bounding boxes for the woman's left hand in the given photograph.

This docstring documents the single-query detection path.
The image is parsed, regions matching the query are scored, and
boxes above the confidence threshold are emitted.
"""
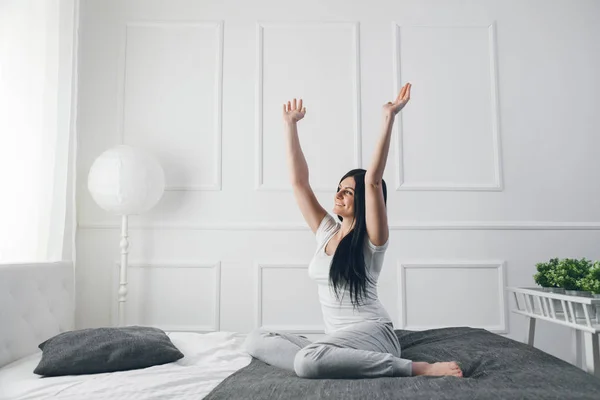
[383,82,411,118]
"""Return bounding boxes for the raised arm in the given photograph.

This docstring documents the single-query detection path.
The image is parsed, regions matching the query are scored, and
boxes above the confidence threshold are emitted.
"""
[284,98,327,234]
[364,83,412,246]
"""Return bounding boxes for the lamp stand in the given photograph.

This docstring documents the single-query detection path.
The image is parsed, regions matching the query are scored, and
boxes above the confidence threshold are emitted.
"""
[118,214,129,326]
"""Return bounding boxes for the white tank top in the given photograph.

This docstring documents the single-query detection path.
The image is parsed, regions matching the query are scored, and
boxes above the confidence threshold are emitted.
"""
[308,213,392,335]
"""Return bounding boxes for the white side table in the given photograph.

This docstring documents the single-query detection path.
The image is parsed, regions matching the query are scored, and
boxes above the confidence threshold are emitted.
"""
[507,287,600,378]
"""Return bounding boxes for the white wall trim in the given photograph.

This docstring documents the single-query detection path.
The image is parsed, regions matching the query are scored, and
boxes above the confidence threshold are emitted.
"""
[397,260,507,333]
[81,221,600,231]
[392,22,503,191]
[255,21,362,192]
[117,20,224,191]
[255,262,324,333]
[111,261,221,332]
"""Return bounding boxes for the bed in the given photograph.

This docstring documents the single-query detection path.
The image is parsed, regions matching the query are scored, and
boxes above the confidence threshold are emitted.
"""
[0,331,251,400]
[2,263,599,400]
[205,327,600,400]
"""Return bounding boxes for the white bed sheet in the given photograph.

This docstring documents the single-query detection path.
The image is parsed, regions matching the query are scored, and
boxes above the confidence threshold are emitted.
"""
[0,331,251,400]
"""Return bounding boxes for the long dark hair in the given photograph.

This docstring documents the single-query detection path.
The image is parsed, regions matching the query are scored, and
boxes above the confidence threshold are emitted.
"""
[329,169,387,308]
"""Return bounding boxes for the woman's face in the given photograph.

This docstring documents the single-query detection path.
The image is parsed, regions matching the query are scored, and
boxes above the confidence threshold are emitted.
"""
[333,176,355,218]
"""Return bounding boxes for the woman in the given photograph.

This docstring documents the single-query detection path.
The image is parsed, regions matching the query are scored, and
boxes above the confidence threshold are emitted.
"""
[245,83,463,379]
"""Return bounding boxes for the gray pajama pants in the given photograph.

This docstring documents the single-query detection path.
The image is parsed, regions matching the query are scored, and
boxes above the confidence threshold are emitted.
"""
[244,321,413,379]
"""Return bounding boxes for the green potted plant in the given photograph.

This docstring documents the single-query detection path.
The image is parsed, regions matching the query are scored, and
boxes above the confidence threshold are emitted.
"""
[533,260,552,290]
[579,261,600,323]
[534,258,564,293]
[533,258,564,313]
[551,258,593,318]
[552,258,593,296]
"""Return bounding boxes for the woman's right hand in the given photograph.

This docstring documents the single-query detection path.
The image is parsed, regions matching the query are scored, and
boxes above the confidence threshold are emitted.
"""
[283,98,306,124]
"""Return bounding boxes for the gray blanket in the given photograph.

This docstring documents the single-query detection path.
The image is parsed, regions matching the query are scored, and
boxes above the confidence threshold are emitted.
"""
[204,327,600,400]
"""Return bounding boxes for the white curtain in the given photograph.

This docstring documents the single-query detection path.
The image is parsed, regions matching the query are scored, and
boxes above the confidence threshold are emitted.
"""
[0,0,77,262]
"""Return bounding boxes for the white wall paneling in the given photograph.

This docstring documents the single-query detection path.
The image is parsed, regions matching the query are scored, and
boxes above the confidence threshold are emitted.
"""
[255,263,324,333]
[76,0,600,367]
[111,262,221,332]
[117,21,224,191]
[393,22,503,191]
[397,260,507,332]
[255,22,362,191]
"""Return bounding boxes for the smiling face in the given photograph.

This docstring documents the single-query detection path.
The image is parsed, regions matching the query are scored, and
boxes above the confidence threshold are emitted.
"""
[333,176,356,218]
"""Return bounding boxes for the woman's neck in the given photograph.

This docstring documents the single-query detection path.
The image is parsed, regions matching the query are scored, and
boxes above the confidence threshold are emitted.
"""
[338,218,355,239]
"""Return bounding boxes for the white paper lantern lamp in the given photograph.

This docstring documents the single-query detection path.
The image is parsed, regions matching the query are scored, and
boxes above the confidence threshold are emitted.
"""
[87,145,165,326]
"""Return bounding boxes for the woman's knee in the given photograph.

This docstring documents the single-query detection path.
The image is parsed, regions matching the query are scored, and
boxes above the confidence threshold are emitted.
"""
[294,345,325,379]
[243,329,269,357]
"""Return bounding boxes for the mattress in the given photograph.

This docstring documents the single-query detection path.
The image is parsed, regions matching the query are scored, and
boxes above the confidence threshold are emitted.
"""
[0,331,251,400]
[205,327,600,400]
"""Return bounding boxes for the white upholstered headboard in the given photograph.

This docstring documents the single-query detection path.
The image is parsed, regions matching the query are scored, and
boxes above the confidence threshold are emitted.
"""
[0,261,74,368]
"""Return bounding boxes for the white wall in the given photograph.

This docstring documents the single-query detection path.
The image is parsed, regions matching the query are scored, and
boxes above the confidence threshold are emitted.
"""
[75,0,600,365]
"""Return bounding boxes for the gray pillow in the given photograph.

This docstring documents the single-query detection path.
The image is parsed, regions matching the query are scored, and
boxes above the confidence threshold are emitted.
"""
[34,326,184,376]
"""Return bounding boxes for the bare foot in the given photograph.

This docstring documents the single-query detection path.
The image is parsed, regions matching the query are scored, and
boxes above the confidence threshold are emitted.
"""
[412,361,463,377]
